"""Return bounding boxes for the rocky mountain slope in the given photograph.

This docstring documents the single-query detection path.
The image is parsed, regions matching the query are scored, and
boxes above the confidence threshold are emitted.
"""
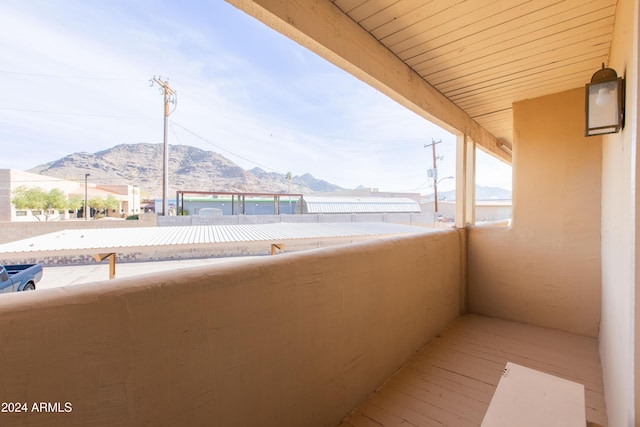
[29,143,343,197]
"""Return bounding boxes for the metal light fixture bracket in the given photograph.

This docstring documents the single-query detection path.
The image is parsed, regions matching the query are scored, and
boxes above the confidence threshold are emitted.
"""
[585,63,624,136]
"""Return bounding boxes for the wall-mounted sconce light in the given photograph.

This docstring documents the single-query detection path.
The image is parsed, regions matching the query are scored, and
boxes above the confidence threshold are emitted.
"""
[585,63,624,136]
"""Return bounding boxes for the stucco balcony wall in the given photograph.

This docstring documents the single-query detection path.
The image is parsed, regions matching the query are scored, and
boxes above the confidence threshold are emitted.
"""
[0,229,463,427]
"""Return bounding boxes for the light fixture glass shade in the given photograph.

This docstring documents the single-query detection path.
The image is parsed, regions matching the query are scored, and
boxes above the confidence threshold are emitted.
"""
[585,66,624,136]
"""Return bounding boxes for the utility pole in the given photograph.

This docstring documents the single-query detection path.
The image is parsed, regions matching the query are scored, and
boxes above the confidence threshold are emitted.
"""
[84,173,90,220]
[424,139,443,213]
[150,76,177,216]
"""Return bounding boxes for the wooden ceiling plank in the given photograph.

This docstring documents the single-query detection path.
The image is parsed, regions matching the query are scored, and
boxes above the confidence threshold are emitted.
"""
[440,66,609,109]
[408,3,615,73]
[476,120,512,133]
[426,49,611,98]
[448,61,604,100]
[481,119,512,128]
[428,33,613,90]
[453,71,603,115]
[358,0,439,33]
[444,50,610,100]
[457,77,589,114]
[346,0,402,23]
[413,2,614,76]
[366,0,466,40]
[479,126,511,135]
[332,0,369,14]
[475,116,512,128]
[478,122,512,132]
[452,65,602,101]
[475,114,512,126]
[460,82,575,116]
[419,45,609,100]
[451,73,599,113]
[384,0,533,52]
[392,0,556,58]
[423,28,613,87]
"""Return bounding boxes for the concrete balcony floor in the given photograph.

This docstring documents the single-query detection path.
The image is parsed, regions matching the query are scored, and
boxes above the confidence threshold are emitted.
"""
[338,314,607,426]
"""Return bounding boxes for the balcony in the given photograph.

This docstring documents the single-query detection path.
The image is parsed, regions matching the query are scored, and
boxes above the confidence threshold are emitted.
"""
[0,227,607,426]
[0,0,636,424]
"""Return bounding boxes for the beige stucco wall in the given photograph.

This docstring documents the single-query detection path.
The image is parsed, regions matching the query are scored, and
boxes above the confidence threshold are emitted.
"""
[599,0,639,424]
[468,88,602,337]
[0,231,463,427]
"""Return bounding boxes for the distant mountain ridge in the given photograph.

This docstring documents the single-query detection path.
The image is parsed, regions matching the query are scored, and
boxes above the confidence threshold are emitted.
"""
[28,143,344,197]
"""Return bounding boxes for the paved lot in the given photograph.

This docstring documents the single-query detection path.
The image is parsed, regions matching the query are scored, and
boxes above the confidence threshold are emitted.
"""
[37,256,263,290]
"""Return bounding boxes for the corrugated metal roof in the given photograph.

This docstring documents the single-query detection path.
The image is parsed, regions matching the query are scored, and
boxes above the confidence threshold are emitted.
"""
[301,196,421,214]
[0,222,430,254]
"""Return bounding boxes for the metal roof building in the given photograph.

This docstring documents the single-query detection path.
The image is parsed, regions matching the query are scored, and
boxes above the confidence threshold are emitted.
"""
[296,196,421,214]
[0,222,431,265]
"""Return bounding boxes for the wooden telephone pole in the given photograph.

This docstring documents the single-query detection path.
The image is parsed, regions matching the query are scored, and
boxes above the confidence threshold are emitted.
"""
[150,76,177,216]
[424,139,443,213]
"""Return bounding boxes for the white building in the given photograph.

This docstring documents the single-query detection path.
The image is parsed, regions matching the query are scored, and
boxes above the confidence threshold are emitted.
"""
[0,169,140,221]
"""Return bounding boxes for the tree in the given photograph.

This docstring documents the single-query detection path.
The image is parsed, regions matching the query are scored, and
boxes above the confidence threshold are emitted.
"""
[12,186,47,211]
[88,196,105,212]
[88,195,121,218]
[12,186,74,221]
[104,194,119,213]
[67,194,83,213]
[47,188,67,211]
[12,187,49,221]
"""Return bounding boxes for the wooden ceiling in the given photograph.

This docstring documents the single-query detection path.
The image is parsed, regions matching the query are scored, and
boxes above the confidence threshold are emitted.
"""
[331,0,618,147]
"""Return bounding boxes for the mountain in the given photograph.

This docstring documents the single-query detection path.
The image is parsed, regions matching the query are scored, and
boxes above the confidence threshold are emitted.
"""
[28,143,344,197]
[474,185,512,200]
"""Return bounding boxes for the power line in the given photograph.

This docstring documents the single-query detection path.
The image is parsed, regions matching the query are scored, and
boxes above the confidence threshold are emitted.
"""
[406,179,433,192]
[169,121,281,173]
[0,70,137,81]
[0,107,155,120]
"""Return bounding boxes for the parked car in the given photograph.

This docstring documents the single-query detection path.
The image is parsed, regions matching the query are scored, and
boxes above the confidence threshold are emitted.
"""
[0,263,43,293]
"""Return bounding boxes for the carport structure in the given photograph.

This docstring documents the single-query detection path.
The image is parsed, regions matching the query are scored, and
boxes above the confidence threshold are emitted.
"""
[0,1,637,426]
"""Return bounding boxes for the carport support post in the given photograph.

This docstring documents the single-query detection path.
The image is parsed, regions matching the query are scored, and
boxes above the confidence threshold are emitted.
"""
[271,243,284,255]
[108,255,115,279]
[93,253,117,280]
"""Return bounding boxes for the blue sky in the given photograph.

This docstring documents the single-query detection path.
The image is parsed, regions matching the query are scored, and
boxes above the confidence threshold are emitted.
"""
[0,0,511,193]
